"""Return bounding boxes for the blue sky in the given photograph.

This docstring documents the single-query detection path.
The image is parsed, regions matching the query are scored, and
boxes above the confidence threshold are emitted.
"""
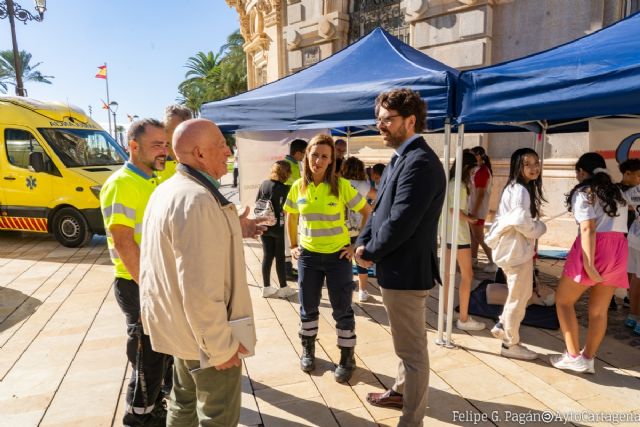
[0,0,240,128]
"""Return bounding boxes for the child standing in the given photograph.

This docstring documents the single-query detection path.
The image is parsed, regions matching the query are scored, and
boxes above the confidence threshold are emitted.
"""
[469,146,497,272]
[443,150,485,331]
[551,152,629,374]
[485,148,546,360]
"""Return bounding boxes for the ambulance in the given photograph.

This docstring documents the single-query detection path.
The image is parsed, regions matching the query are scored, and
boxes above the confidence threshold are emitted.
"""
[0,96,127,247]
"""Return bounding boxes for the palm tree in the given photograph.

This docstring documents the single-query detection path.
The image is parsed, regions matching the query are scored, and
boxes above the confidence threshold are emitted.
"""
[218,30,247,96]
[0,50,54,95]
[177,30,247,113]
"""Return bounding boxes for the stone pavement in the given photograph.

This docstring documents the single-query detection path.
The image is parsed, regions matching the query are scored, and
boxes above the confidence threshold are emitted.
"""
[0,179,639,426]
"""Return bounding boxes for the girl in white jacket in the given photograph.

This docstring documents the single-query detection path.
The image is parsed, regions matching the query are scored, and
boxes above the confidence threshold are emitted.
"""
[486,148,546,360]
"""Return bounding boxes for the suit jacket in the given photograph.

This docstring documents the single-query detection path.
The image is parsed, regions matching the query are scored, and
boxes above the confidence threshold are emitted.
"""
[356,136,445,290]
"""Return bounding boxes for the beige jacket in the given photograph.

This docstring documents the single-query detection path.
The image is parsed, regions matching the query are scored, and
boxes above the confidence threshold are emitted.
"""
[140,166,255,366]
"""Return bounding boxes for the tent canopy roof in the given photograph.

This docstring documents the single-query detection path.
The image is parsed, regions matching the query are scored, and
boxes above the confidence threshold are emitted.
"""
[456,12,640,126]
[201,28,459,133]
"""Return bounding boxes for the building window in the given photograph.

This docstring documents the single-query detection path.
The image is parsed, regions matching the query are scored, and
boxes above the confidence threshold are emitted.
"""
[349,0,409,44]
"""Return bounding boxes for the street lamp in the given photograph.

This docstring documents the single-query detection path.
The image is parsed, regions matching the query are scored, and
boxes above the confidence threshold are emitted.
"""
[109,101,119,144]
[0,0,47,97]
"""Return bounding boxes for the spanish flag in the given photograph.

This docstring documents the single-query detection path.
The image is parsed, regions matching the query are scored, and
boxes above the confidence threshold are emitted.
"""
[95,65,107,79]
[102,100,109,110]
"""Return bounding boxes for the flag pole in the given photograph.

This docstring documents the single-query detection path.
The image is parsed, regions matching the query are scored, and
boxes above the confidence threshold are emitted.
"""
[104,62,112,136]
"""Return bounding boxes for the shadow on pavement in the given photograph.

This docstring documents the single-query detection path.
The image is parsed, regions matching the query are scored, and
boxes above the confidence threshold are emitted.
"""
[0,286,42,334]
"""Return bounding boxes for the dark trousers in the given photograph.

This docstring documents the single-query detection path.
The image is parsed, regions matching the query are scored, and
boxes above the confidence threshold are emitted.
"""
[297,248,356,347]
[261,231,286,288]
[114,278,167,415]
[233,168,239,187]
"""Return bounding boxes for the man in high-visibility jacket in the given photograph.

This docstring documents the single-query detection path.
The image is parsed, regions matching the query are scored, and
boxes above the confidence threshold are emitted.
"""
[283,138,308,281]
[156,104,192,183]
[284,138,307,186]
[100,118,169,427]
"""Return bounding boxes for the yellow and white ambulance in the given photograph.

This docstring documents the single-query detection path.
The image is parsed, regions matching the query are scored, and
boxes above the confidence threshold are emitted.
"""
[0,96,127,247]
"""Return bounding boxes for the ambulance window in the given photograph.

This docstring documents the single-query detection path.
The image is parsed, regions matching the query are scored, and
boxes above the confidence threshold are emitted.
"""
[4,129,53,172]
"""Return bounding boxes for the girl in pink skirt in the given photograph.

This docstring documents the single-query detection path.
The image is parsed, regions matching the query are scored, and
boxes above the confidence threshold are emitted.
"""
[551,152,629,374]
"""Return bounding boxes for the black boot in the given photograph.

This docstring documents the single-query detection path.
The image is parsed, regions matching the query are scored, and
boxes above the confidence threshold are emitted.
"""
[334,346,356,383]
[300,336,316,372]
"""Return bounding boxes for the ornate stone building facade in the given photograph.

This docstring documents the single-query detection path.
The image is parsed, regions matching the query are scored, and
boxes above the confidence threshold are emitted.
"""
[226,0,637,88]
[226,0,640,246]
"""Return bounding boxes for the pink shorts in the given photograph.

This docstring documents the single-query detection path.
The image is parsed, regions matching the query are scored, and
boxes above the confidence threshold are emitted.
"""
[562,232,629,288]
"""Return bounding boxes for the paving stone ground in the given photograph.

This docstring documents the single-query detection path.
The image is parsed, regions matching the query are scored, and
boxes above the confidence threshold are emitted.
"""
[1,176,639,426]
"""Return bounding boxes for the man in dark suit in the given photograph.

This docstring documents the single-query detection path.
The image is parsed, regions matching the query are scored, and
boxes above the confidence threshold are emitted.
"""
[355,88,445,427]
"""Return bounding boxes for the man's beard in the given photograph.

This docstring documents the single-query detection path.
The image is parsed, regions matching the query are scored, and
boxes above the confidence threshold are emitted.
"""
[383,128,407,149]
[148,156,166,171]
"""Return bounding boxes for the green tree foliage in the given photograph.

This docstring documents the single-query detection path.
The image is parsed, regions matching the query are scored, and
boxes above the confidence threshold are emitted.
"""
[0,50,54,95]
[177,30,247,114]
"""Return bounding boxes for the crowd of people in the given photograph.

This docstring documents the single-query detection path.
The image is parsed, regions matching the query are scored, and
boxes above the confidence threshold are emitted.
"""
[98,89,639,427]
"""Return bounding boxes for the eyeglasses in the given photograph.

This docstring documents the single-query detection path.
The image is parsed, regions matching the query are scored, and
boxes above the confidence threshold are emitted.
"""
[375,115,401,126]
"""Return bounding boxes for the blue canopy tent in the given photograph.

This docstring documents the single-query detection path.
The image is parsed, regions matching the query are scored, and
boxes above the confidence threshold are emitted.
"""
[201,27,459,133]
[456,11,640,130]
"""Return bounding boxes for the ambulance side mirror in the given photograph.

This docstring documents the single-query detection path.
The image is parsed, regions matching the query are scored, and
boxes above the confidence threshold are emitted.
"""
[29,152,45,173]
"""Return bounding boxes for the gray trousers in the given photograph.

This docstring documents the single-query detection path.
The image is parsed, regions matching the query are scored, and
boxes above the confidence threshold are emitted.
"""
[381,288,430,427]
[168,357,241,427]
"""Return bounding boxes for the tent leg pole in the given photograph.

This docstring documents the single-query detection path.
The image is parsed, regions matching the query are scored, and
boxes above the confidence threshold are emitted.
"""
[436,122,451,346]
[445,125,464,348]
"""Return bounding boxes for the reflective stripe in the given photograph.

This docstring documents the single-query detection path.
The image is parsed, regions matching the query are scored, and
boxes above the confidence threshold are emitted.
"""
[300,329,318,337]
[301,227,344,237]
[336,328,356,338]
[102,203,136,220]
[285,199,298,210]
[347,193,364,210]
[134,223,142,234]
[338,337,357,347]
[301,213,341,222]
[300,319,319,336]
[109,248,120,259]
[126,403,155,415]
[301,320,319,329]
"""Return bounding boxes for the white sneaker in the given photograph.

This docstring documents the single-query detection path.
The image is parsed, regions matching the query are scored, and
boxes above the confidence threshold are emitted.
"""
[491,322,505,340]
[358,290,370,302]
[501,343,538,360]
[262,286,278,298]
[549,352,591,373]
[456,316,486,331]
[482,262,498,273]
[277,286,297,298]
[580,351,596,374]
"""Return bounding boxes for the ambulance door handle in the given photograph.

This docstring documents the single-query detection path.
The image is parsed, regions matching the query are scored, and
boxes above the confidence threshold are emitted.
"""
[3,176,16,181]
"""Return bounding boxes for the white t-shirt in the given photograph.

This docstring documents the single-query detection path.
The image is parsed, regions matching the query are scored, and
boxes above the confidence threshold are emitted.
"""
[445,182,471,245]
[571,190,627,233]
[346,179,371,237]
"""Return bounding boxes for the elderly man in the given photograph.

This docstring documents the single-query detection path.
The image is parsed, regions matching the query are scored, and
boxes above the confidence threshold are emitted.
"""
[356,89,445,427]
[140,119,262,426]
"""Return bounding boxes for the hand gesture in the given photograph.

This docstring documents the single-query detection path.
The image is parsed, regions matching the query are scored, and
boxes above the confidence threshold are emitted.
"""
[355,245,373,268]
[339,245,354,261]
[291,246,301,260]
[239,207,267,239]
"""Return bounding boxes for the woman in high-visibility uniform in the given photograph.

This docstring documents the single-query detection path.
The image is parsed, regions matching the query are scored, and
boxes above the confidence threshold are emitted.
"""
[284,134,371,383]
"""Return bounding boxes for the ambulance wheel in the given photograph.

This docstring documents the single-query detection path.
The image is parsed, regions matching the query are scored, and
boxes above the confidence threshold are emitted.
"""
[52,208,93,247]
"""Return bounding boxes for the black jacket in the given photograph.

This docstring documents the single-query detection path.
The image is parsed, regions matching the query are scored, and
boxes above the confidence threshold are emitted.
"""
[357,137,445,290]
